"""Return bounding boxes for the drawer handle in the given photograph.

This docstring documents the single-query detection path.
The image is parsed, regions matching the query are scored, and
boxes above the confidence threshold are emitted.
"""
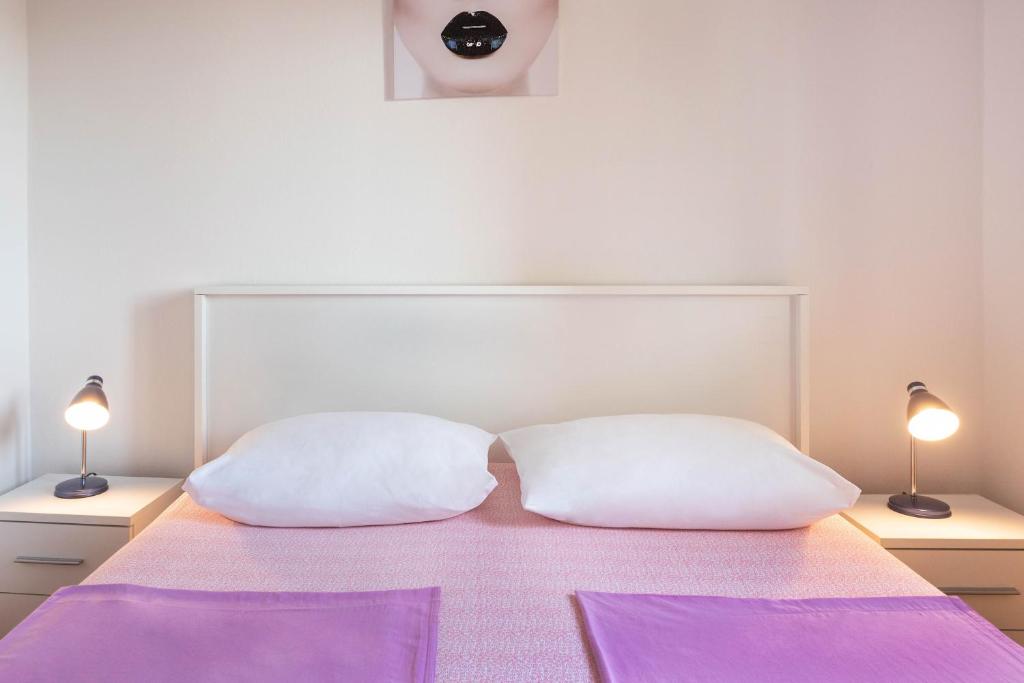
[940,586,1020,596]
[14,556,85,566]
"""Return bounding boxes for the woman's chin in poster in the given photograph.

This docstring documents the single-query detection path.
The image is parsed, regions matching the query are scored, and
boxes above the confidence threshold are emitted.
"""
[391,0,558,100]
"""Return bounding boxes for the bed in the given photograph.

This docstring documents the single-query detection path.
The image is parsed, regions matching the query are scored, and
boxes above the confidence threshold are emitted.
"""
[7,287,990,681]
[84,462,937,681]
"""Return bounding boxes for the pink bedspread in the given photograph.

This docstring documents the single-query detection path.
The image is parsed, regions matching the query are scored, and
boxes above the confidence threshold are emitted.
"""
[577,592,1024,682]
[86,464,937,682]
[1,585,440,683]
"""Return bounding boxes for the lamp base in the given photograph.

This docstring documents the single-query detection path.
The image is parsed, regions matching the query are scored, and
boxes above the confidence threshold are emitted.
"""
[888,493,951,519]
[54,476,109,499]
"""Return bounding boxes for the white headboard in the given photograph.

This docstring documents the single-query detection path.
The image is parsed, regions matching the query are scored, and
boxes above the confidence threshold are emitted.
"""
[194,286,809,468]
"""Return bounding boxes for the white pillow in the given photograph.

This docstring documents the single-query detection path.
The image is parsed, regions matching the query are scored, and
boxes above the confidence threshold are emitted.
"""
[184,412,497,527]
[500,414,860,530]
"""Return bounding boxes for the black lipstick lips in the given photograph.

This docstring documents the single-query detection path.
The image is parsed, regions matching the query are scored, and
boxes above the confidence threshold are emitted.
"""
[441,11,508,59]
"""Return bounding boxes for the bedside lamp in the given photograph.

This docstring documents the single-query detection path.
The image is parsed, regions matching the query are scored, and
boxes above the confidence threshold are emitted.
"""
[55,375,110,499]
[888,381,959,519]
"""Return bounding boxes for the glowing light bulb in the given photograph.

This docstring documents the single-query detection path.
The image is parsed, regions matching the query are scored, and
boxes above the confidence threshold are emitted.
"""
[907,407,959,441]
[65,401,110,431]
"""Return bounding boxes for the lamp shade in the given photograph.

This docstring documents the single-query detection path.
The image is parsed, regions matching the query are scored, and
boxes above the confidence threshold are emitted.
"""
[64,375,110,431]
[906,381,959,442]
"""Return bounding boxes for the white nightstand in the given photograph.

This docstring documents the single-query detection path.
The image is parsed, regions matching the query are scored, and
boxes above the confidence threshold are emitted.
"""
[842,494,1024,645]
[0,474,182,636]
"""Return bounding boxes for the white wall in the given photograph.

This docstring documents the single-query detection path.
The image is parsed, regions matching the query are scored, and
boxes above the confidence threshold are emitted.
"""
[982,0,1024,512]
[0,0,30,493]
[27,0,984,493]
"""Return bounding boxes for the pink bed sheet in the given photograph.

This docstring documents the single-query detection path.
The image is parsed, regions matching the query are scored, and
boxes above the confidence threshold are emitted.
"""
[1,585,440,683]
[85,464,937,682]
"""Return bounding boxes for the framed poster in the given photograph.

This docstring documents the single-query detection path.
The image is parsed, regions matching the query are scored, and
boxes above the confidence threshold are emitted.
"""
[390,1,558,100]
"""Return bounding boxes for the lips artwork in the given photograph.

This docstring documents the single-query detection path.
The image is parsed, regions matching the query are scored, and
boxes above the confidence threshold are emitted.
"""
[441,11,508,58]
[391,1,559,100]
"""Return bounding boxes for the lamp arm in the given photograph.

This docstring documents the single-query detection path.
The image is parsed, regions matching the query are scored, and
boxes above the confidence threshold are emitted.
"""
[81,431,87,487]
[910,435,917,498]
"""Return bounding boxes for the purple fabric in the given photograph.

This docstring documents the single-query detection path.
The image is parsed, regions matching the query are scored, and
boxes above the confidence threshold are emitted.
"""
[0,584,439,683]
[577,592,1024,682]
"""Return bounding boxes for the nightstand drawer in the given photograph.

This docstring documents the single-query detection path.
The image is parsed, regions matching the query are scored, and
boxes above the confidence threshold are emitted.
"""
[0,521,129,595]
[892,549,1024,629]
[0,593,47,636]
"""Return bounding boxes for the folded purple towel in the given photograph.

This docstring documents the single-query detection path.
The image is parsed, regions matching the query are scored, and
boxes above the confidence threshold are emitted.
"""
[577,592,1024,682]
[0,584,440,683]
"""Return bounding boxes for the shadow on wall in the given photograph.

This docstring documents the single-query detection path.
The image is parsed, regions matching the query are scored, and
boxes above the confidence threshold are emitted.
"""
[382,0,395,99]
[127,290,195,478]
[0,399,29,494]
